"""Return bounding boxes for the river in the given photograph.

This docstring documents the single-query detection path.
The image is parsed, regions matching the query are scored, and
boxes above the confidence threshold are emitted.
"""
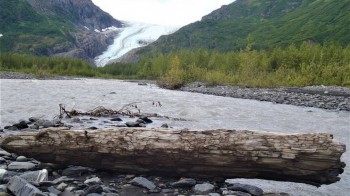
[0,78,349,196]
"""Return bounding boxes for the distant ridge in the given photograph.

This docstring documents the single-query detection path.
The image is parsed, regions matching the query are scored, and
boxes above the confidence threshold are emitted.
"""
[139,0,350,54]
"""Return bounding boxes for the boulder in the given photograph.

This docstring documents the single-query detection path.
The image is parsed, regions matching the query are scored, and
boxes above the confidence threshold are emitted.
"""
[7,176,45,196]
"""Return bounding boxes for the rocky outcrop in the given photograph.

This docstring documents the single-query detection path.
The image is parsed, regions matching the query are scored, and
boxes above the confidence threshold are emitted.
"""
[25,0,122,30]
[22,0,123,64]
[0,127,346,186]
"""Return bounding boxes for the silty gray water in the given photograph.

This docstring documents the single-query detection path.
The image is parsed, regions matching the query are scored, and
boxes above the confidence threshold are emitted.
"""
[0,79,349,196]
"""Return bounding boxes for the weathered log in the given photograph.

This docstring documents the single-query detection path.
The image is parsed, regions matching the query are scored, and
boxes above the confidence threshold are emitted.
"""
[0,127,346,186]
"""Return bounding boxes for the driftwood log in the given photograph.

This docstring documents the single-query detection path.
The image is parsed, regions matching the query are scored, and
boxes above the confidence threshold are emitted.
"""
[0,127,346,186]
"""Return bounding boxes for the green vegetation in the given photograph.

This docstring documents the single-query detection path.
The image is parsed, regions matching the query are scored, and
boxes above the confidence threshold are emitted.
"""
[140,0,350,55]
[0,0,75,55]
[2,42,349,88]
[0,53,100,78]
[138,42,350,88]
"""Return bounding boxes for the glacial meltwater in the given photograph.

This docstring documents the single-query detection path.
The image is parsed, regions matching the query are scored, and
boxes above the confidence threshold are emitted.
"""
[0,79,349,196]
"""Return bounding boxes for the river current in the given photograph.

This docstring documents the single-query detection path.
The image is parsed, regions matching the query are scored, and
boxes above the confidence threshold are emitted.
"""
[0,79,349,196]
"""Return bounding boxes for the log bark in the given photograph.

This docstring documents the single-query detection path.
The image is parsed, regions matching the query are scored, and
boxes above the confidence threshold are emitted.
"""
[0,127,346,186]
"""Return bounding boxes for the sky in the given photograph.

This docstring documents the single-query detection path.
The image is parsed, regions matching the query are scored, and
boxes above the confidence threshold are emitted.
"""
[92,0,235,26]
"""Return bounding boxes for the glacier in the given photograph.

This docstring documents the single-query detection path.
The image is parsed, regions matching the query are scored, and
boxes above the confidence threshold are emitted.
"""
[94,22,178,66]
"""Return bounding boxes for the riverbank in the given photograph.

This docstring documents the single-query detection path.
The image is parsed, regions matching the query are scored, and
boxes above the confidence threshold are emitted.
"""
[0,78,349,196]
[179,82,350,111]
[0,148,287,196]
[1,71,349,111]
[0,71,76,80]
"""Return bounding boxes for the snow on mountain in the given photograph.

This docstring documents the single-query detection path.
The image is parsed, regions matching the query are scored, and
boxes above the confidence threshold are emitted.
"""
[94,22,178,67]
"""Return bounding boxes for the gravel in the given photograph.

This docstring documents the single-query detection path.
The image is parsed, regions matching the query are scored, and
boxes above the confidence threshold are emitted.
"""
[180,82,350,111]
[0,71,76,80]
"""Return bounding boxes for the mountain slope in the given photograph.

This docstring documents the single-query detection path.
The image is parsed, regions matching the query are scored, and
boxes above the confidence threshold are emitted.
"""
[139,0,350,54]
[0,0,122,63]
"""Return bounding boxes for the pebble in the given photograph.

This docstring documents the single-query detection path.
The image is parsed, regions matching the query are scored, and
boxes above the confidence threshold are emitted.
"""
[56,182,68,191]
[62,166,94,176]
[193,183,215,194]
[171,178,197,187]
[129,177,156,190]
[16,156,28,162]
[84,177,102,184]
[227,183,263,196]
[7,162,36,171]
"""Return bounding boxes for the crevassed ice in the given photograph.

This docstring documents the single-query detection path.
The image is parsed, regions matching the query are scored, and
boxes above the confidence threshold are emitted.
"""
[94,22,179,67]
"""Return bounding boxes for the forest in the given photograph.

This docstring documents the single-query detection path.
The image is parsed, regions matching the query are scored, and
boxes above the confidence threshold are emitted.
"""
[1,42,349,88]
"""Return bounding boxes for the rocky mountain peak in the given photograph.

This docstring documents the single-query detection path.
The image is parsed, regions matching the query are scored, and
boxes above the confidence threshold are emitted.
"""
[25,0,122,30]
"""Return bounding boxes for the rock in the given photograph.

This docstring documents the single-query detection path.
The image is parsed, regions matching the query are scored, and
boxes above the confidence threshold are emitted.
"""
[162,189,173,193]
[129,177,156,190]
[7,176,45,196]
[110,92,117,94]
[0,184,7,192]
[42,121,54,128]
[48,186,61,195]
[161,123,169,128]
[263,193,290,196]
[65,186,76,192]
[61,190,75,196]
[7,126,18,131]
[209,193,221,196]
[0,169,19,183]
[227,183,263,196]
[104,193,118,196]
[119,184,149,196]
[84,177,102,184]
[20,169,48,183]
[138,83,147,86]
[86,193,102,196]
[171,178,196,188]
[62,166,94,176]
[0,150,11,157]
[125,122,141,127]
[13,121,29,129]
[0,192,11,196]
[136,119,146,124]
[222,190,251,196]
[16,156,28,162]
[70,118,82,123]
[193,183,215,194]
[110,117,122,122]
[56,182,68,191]
[7,162,36,171]
[0,165,6,170]
[0,158,6,164]
[139,116,153,123]
[102,186,118,193]
[29,117,39,122]
[29,125,39,129]
[84,184,103,194]
[39,176,76,187]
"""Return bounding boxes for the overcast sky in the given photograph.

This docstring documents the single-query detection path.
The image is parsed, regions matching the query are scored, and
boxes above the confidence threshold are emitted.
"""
[92,0,235,26]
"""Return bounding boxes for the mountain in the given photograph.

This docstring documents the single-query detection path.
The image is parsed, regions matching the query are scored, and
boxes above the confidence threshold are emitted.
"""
[0,0,122,63]
[138,0,350,54]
